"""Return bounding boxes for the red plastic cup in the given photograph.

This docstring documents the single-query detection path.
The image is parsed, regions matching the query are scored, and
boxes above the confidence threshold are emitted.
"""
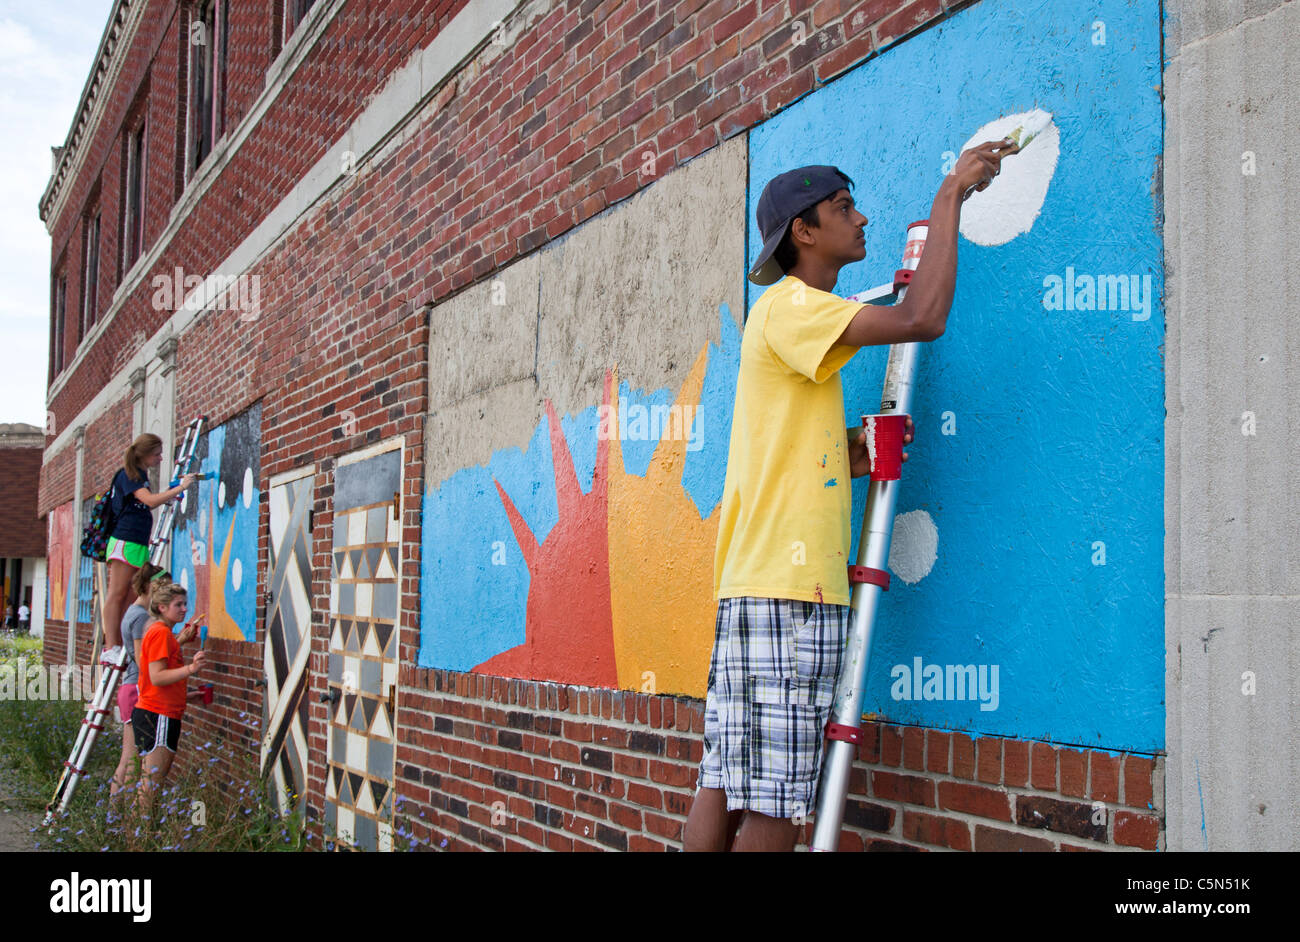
[200,683,214,705]
[861,413,910,481]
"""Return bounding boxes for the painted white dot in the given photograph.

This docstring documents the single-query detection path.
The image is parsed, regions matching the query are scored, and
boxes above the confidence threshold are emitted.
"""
[243,467,253,508]
[888,510,939,584]
[180,569,189,591]
[218,481,226,508]
[232,558,242,590]
[957,109,1059,247]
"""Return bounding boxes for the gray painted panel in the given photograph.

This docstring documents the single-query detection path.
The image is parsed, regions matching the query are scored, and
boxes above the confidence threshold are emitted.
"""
[335,449,401,513]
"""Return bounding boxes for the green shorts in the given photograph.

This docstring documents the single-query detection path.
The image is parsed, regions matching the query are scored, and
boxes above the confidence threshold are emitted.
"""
[107,536,149,567]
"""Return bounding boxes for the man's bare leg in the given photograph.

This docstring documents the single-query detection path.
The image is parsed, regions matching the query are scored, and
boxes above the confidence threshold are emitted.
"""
[682,787,744,851]
[731,809,797,852]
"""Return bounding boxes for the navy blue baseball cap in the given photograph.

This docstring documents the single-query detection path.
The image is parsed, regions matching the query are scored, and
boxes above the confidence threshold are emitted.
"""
[748,165,856,285]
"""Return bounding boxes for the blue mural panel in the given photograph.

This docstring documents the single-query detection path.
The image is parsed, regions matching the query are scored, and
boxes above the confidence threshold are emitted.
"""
[747,0,1163,751]
[170,404,262,641]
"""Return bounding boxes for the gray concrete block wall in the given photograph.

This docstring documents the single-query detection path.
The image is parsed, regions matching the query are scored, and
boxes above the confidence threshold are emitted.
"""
[1163,0,1299,850]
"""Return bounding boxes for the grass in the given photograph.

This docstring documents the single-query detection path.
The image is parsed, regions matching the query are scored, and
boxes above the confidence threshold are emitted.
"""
[1,636,426,851]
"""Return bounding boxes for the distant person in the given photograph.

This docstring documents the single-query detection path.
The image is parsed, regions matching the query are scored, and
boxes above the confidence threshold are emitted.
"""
[102,434,197,663]
[111,562,168,798]
[17,602,30,634]
[3,603,12,631]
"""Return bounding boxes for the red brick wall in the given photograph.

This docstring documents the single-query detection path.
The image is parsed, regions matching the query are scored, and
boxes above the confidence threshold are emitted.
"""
[38,395,133,516]
[0,446,47,557]
[41,618,98,668]
[393,669,1162,852]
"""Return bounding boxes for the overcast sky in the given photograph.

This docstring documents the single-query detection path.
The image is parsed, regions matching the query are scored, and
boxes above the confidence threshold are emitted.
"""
[0,1,114,427]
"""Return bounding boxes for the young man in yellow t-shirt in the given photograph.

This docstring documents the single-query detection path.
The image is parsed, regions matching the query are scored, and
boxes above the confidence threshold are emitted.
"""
[683,143,1014,852]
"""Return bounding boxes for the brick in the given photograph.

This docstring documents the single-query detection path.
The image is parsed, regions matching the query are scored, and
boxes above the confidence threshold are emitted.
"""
[844,799,893,833]
[711,1,758,44]
[644,810,683,841]
[973,824,1055,853]
[1059,749,1088,798]
[836,829,865,852]
[874,0,944,52]
[866,838,924,852]
[845,0,908,39]
[901,810,972,851]
[871,769,935,807]
[717,99,764,140]
[575,792,607,819]
[613,753,648,778]
[901,726,925,771]
[790,22,844,73]
[858,722,881,763]
[925,730,950,774]
[1114,811,1160,850]
[1016,794,1107,842]
[764,64,815,112]
[629,834,666,852]
[595,823,629,850]
[1123,754,1155,810]
[1030,742,1057,790]
[1089,751,1120,804]
[609,802,643,830]
[648,760,693,788]
[936,781,1012,822]
[976,737,1001,784]
[951,733,975,779]
[880,724,903,766]
[1003,739,1029,788]
[625,781,664,810]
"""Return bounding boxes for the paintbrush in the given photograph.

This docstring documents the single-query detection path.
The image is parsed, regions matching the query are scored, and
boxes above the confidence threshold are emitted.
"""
[963,111,1055,200]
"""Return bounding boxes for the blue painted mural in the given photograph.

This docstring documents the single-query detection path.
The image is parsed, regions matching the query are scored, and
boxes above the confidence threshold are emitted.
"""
[747,0,1164,751]
[170,404,262,641]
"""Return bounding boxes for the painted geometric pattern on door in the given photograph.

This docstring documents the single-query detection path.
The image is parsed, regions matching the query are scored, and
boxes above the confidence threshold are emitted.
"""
[325,448,401,851]
[261,473,314,814]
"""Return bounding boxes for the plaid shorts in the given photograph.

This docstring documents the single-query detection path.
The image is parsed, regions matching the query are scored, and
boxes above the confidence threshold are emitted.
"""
[697,596,850,819]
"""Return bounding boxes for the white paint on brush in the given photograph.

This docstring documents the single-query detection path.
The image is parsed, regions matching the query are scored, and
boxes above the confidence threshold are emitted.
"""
[958,108,1059,247]
[888,509,938,584]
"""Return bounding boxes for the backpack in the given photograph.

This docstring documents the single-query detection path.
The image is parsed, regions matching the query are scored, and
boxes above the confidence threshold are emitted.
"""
[80,475,119,561]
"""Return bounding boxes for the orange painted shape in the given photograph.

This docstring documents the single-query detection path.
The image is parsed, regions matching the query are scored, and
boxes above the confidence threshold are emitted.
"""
[605,347,718,698]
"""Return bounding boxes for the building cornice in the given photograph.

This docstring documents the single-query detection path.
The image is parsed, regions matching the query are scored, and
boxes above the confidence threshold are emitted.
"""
[39,0,142,227]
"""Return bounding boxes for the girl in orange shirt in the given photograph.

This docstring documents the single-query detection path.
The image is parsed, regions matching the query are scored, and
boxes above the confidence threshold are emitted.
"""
[131,582,206,808]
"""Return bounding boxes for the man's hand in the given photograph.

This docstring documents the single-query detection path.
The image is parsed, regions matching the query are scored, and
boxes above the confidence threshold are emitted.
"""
[848,417,915,479]
[951,139,1018,200]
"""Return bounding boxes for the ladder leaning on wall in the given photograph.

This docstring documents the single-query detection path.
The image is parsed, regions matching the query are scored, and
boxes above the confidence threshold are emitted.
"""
[42,415,207,826]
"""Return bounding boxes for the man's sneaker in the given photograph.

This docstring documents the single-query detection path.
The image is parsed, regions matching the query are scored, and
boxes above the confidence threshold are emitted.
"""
[101,645,124,667]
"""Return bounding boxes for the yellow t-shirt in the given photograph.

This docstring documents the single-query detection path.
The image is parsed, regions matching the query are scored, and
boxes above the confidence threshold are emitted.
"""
[714,275,863,605]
